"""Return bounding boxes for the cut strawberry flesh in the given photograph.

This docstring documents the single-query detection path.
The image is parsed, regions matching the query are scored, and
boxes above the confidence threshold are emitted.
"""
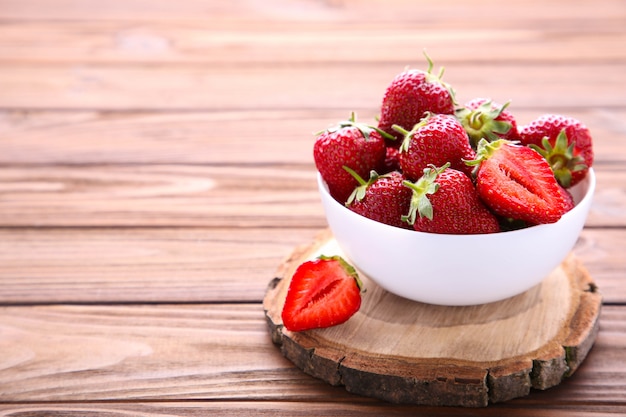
[477,143,573,224]
[281,256,362,332]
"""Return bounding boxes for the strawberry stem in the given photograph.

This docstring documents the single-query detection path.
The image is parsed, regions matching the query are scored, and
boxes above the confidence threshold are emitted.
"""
[344,168,381,206]
[317,111,394,142]
[401,163,448,224]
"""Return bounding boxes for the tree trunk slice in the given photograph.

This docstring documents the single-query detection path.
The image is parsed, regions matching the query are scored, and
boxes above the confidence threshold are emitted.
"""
[264,230,602,407]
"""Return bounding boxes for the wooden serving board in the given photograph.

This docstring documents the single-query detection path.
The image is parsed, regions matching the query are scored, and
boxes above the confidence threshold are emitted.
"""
[263,230,602,407]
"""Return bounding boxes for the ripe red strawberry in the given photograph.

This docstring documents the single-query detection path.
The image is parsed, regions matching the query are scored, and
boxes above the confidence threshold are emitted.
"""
[518,114,593,188]
[281,255,363,332]
[313,112,386,203]
[380,146,401,173]
[345,169,412,229]
[394,113,476,180]
[377,54,456,145]
[402,163,500,234]
[455,98,521,148]
[469,139,575,224]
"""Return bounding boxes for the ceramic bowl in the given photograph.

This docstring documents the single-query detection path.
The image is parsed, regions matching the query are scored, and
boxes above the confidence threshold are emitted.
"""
[317,169,596,306]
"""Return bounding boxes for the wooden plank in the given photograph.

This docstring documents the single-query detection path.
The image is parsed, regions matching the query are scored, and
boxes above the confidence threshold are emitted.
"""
[0,303,624,406]
[0,228,622,304]
[1,109,624,165]
[0,164,622,228]
[0,63,624,111]
[0,402,625,417]
[0,21,624,65]
[0,0,623,25]
[0,164,323,228]
[0,228,318,304]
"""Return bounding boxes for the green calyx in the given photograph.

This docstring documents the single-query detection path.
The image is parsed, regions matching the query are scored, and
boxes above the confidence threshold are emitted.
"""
[401,163,449,224]
[317,254,364,292]
[529,129,587,188]
[343,167,379,206]
[464,138,512,176]
[317,111,395,142]
[422,50,457,106]
[393,112,433,153]
[455,100,512,148]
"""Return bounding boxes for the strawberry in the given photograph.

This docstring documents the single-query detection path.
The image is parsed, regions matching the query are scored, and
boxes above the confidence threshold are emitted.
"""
[394,113,476,180]
[518,114,593,188]
[377,54,456,145]
[281,255,363,332]
[345,169,412,229]
[402,163,500,234]
[468,139,575,225]
[380,146,401,173]
[455,98,521,148]
[313,112,386,203]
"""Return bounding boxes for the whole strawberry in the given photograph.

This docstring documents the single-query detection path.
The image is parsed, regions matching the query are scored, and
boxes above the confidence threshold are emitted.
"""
[377,54,456,145]
[281,255,363,332]
[455,98,521,148]
[518,114,593,188]
[468,139,575,224]
[345,169,412,229]
[394,113,476,180]
[402,163,500,234]
[313,112,386,203]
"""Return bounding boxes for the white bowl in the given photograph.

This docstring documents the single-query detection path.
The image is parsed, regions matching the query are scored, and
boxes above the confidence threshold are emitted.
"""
[317,169,596,306]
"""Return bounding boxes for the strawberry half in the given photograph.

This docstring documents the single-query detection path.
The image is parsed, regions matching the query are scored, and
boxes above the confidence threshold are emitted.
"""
[469,139,575,225]
[281,255,363,332]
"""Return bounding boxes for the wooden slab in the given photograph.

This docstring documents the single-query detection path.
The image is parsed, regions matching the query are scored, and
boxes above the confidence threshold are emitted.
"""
[264,230,602,407]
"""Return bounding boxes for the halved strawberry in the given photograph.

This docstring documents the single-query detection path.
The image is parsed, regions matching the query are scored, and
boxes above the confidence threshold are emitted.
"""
[281,255,363,332]
[468,139,575,225]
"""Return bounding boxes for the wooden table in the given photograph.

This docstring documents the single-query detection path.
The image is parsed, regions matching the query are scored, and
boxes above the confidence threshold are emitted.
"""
[0,0,624,415]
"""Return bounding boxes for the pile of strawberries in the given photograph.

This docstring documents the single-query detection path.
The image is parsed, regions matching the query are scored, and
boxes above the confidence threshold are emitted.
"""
[313,55,594,234]
[281,55,595,333]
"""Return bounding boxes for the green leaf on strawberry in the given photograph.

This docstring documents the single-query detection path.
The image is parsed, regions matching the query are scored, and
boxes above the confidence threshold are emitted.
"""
[402,163,500,234]
[529,129,587,188]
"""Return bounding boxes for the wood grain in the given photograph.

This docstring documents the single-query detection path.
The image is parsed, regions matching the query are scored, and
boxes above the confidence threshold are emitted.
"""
[0,21,624,65]
[1,109,625,165]
[0,228,621,304]
[0,0,624,414]
[0,403,624,417]
[0,165,622,228]
[0,63,624,111]
[0,0,624,26]
[0,228,621,305]
[0,228,317,304]
[0,304,623,407]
